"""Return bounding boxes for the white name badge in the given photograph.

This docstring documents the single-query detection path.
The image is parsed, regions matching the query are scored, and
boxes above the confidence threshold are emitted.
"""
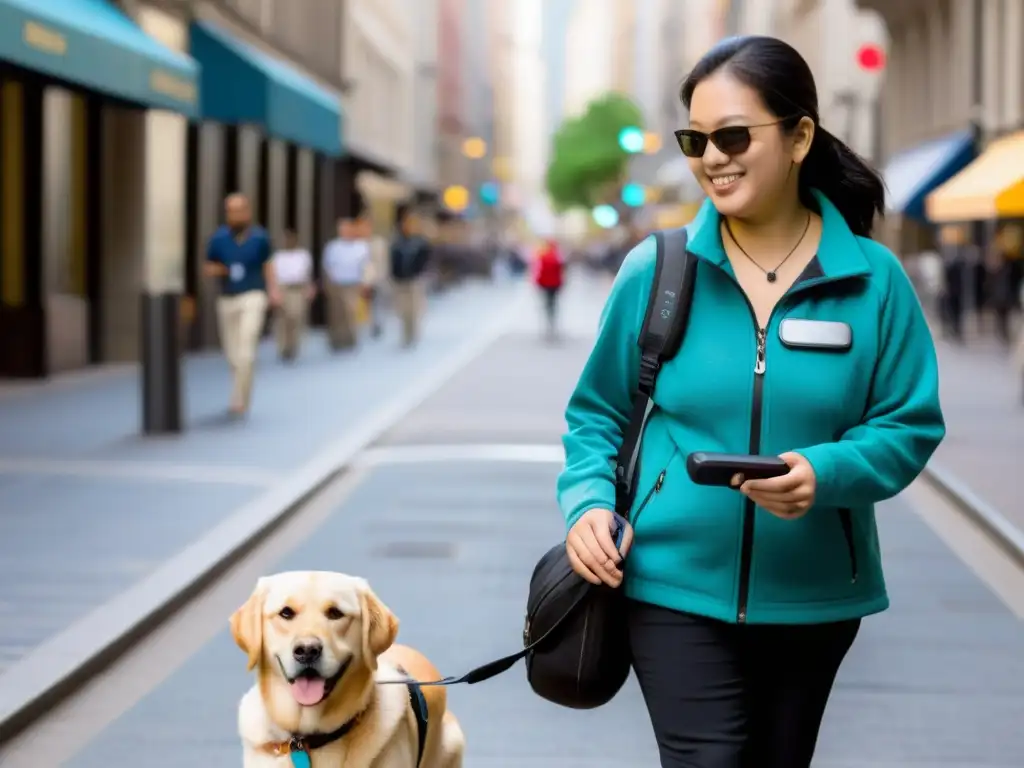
[229,263,246,282]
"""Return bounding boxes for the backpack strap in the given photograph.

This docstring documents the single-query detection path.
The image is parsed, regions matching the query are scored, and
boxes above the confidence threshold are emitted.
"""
[614,228,697,515]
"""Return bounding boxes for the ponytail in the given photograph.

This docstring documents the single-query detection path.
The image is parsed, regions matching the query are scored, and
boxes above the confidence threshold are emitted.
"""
[799,127,885,238]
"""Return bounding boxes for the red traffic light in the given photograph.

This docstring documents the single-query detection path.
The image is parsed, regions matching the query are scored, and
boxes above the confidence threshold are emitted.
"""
[856,43,886,72]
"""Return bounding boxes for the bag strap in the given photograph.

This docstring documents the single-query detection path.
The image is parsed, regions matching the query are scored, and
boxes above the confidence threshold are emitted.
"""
[380,229,697,691]
[614,228,696,515]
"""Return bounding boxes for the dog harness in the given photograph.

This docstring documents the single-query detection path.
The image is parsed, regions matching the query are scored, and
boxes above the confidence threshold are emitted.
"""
[261,676,428,767]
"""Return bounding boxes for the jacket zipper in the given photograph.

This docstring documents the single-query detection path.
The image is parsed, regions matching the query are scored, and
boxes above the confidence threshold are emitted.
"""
[736,321,767,623]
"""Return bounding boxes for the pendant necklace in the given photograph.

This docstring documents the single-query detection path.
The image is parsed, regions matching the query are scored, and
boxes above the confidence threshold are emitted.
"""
[724,213,811,283]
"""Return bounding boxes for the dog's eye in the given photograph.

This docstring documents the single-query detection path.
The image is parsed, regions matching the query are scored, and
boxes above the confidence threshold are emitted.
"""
[325,607,344,620]
[278,607,296,620]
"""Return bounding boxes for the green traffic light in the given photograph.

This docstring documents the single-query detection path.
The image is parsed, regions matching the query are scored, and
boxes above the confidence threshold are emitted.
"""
[618,126,644,153]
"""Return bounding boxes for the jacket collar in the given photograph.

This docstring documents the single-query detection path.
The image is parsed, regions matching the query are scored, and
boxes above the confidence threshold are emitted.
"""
[685,189,872,281]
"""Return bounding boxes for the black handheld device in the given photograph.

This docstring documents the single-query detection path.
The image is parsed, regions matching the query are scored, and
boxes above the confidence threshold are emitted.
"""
[686,452,789,487]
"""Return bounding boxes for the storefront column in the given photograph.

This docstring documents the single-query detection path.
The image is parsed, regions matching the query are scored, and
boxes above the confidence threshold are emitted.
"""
[267,139,287,242]
[296,148,315,249]
[136,5,191,434]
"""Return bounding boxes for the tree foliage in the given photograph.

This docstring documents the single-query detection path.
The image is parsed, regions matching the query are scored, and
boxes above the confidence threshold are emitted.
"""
[545,92,645,212]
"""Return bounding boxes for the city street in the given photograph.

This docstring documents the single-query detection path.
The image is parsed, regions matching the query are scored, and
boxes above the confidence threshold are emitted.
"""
[1,273,1022,767]
[0,279,521,673]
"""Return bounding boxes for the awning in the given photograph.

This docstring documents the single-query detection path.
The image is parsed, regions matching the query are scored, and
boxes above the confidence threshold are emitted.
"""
[926,131,1024,222]
[0,0,198,115]
[882,129,974,220]
[189,20,342,156]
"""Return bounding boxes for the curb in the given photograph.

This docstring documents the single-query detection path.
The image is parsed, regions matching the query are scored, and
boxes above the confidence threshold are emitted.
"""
[922,460,1024,569]
[0,287,526,746]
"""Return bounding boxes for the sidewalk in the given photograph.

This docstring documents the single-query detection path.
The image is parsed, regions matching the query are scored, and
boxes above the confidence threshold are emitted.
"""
[0,279,519,674]
[929,331,1023,531]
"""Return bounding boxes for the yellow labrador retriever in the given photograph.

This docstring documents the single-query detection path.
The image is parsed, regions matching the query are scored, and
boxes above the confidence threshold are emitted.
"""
[231,570,465,767]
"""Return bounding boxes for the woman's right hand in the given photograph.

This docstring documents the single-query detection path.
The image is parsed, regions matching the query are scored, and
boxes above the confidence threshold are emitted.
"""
[566,508,633,588]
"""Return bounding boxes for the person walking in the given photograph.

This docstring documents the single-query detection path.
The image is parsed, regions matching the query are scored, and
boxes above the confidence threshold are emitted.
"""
[321,218,369,351]
[390,207,431,347]
[204,193,277,417]
[270,229,314,361]
[533,238,566,340]
[358,214,389,338]
[558,36,945,768]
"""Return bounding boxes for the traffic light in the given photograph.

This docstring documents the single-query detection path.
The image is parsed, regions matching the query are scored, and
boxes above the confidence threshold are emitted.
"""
[621,183,645,207]
[592,205,619,229]
[479,181,500,206]
[618,126,644,154]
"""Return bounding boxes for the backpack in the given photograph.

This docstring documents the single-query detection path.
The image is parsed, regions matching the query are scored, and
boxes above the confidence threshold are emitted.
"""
[380,229,698,708]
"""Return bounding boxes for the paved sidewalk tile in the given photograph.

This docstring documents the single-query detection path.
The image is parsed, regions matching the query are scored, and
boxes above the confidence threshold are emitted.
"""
[0,280,518,674]
[930,333,1023,528]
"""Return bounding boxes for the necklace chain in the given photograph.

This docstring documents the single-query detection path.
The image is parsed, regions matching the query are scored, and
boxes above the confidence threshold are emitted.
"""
[724,213,811,283]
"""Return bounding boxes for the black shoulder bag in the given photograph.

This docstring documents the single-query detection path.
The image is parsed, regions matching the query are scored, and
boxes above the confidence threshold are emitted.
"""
[386,229,697,709]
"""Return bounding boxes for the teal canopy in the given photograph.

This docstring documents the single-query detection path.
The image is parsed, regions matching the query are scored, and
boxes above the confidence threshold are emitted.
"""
[0,0,198,116]
[190,20,342,156]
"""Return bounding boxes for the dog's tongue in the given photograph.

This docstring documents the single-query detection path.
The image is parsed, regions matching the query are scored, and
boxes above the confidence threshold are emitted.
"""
[291,677,326,706]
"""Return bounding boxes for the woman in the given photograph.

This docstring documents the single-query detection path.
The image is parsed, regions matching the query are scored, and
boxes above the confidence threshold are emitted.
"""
[558,36,945,767]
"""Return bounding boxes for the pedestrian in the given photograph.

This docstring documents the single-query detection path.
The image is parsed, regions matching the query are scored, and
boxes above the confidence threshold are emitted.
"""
[270,229,315,361]
[938,225,966,341]
[321,218,369,351]
[533,238,565,340]
[558,36,945,768]
[359,214,389,338]
[204,193,278,417]
[390,206,431,347]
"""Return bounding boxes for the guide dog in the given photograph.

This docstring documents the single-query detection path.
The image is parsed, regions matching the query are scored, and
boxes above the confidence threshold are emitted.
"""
[232,570,464,767]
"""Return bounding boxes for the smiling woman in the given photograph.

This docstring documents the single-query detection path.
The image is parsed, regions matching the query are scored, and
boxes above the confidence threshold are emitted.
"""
[557,34,944,768]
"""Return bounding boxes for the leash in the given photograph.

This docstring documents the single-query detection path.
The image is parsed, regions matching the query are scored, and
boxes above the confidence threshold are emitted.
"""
[376,588,589,688]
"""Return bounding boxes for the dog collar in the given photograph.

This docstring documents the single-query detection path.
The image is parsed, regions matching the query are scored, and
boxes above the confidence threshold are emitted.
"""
[260,714,361,767]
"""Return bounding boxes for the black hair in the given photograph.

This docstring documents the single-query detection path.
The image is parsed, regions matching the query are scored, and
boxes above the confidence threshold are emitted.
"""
[680,36,884,237]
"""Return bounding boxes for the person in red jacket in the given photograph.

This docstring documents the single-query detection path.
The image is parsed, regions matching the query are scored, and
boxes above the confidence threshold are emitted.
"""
[533,238,565,339]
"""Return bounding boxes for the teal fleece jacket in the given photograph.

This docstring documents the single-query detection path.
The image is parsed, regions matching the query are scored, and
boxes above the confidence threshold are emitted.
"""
[557,191,945,624]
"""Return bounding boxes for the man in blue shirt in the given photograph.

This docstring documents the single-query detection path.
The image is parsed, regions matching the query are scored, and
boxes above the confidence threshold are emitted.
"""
[204,193,279,416]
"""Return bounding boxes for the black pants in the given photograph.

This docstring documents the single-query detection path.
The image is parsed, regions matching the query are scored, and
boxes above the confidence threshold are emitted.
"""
[541,286,560,331]
[629,600,860,768]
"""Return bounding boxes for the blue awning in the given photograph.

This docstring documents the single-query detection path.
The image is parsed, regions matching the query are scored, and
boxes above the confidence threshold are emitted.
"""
[189,21,342,157]
[0,0,198,116]
[883,130,975,221]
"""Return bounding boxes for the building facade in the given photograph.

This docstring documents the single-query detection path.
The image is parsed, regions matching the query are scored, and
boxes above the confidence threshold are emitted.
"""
[853,0,1024,255]
[769,0,886,160]
[0,0,347,436]
[437,0,467,205]
[511,0,551,235]
[340,0,418,233]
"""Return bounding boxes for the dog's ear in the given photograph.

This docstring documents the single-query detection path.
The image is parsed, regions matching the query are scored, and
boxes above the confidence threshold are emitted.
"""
[359,583,399,671]
[230,580,266,671]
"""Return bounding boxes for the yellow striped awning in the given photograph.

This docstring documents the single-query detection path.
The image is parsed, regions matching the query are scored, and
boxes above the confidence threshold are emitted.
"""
[926,131,1024,222]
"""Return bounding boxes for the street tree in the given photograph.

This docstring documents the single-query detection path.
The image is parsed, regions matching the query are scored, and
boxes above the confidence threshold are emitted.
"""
[545,92,645,212]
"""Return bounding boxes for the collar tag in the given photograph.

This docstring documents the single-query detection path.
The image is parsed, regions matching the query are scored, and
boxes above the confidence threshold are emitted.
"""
[289,748,312,768]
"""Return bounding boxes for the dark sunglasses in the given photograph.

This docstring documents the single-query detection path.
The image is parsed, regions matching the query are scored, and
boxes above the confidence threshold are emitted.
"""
[673,119,790,159]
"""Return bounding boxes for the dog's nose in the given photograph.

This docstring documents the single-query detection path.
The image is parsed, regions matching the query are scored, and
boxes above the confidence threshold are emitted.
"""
[292,641,322,665]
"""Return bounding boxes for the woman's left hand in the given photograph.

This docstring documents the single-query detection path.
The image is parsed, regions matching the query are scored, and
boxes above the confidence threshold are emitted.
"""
[732,452,817,519]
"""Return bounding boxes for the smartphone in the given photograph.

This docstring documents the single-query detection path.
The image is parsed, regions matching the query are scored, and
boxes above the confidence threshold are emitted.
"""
[686,452,789,487]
